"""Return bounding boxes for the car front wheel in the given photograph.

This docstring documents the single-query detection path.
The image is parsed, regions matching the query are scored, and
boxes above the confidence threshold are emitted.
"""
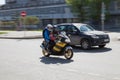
[81,39,91,50]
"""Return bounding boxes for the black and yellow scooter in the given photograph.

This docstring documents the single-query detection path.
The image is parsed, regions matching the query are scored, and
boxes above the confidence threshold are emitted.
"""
[41,32,73,60]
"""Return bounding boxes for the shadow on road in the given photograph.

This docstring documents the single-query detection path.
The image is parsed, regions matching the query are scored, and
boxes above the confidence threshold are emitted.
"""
[40,57,74,64]
[73,46,112,53]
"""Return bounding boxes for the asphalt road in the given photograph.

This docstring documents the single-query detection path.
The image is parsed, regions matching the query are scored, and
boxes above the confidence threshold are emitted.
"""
[0,38,120,80]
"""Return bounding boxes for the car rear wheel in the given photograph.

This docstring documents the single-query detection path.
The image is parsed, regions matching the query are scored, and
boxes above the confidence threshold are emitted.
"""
[99,44,106,48]
[81,39,91,50]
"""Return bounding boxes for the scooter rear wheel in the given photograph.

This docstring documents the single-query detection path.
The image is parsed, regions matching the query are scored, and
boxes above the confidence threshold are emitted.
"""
[42,50,50,57]
[64,49,73,60]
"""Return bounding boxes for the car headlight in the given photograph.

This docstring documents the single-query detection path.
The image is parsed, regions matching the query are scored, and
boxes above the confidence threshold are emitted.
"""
[91,35,99,39]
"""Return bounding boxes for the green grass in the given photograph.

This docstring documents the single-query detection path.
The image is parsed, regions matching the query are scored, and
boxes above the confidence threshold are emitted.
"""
[30,29,43,31]
[28,29,43,32]
[0,32,7,34]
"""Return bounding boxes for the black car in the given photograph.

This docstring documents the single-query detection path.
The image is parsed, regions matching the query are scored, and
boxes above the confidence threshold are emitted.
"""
[55,23,110,49]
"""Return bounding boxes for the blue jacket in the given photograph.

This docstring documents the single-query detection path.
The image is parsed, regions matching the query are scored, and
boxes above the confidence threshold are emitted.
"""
[43,28,50,42]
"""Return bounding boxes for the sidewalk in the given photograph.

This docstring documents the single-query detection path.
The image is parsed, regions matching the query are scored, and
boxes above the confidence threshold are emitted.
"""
[107,32,120,41]
[0,31,120,40]
[0,31,43,39]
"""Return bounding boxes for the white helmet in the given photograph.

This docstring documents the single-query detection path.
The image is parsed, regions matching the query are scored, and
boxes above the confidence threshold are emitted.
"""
[46,24,53,31]
[47,24,53,28]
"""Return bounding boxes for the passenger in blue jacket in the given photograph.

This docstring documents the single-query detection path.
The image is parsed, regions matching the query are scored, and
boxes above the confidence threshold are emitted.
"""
[43,24,53,42]
[42,24,54,51]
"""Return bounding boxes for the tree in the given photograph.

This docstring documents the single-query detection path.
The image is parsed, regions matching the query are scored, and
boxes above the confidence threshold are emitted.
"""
[66,0,90,22]
[20,16,40,25]
[1,21,16,26]
[66,0,111,22]
[88,0,111,21]
[1,21,16,30]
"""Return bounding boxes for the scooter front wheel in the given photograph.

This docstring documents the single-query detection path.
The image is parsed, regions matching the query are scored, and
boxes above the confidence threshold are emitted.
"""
[42,50,50,57]
[64,49,73,60]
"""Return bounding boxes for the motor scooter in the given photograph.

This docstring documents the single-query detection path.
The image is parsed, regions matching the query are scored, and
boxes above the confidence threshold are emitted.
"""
[40,31,73,60]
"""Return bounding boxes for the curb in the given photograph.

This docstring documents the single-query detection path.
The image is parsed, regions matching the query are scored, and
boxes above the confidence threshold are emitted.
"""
[0,36,43,39]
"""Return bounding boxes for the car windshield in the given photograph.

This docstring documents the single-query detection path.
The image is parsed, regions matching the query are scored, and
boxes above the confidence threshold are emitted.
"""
[79,25,95,32]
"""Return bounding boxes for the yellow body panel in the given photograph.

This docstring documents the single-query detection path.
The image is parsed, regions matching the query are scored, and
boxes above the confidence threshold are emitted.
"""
[56,42,66,47]
[53,42,67,52]
[53,47,61,52]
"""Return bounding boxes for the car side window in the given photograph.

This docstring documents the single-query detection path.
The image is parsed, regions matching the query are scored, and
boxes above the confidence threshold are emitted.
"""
[67,25,78,32]
[57,25,67,31]
[80,25,94,32]
[80,26,87,32]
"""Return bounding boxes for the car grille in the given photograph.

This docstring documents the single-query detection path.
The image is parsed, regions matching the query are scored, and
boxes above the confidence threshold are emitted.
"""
[98,35,108,39]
